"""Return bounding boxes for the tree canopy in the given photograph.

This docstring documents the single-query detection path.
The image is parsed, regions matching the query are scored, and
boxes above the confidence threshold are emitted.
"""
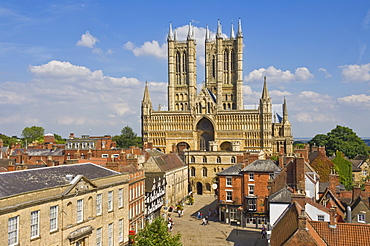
[309,125,369,159]
[112,126,142,148]
[332,151,353,190]
[21,126,45,145]
[134,217,182,246]
[0,133,21,147]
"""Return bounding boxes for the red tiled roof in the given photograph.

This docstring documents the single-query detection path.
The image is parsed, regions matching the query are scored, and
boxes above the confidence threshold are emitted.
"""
[309,221,370,246]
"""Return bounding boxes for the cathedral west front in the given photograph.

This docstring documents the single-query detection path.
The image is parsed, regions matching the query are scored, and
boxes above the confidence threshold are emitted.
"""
[141,19,293,194]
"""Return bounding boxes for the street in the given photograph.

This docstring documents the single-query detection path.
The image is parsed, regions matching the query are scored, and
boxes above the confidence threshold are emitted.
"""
[170,194,268,246]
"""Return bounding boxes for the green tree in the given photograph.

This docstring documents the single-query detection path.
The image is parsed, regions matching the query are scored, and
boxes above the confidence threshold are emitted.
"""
[113,126,142,148]
[309,125,368,159]
[54,134,66,144]
[0,133,21,147]
[134,217,182,246]
[21,126,45,145]
[332,151,353,190]
[308,134,328,148]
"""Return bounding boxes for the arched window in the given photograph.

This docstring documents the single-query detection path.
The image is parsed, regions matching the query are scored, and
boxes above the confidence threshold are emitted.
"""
[202,167,208,177]
[176,52,181,73]
[231,156,236,163]
[190,167,195,177]
[224,50,229,71]
[212,55,216,78]
[203,156,207,163]
[217,157,221,163]
[231,49,235,71]
[182,51,187,74]
[190,156,195,163]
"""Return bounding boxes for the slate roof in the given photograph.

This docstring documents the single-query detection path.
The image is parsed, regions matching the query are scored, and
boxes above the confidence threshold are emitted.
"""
[0,163,120,198]
[10,148,64,157]
[309,221,370,246]
[241,159,281,172]
[268,186,293,203]
[216,163,243,176]
[151,152,186,172]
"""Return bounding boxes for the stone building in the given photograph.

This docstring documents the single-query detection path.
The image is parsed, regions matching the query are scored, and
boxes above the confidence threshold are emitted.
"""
[141,20,293,195]
[0,163,130,246]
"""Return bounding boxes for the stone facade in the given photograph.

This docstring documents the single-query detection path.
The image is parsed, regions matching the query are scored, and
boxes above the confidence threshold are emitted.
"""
[0,163,130,246]
[141,19,293,156]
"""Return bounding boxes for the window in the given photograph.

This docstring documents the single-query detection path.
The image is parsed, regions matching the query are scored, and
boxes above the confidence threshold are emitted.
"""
[118,189,123,208]
[96,227,102,246]
[231,157,236,163]
[8,216,18,246]
[317,215,325,221]
[217,157,221,163]
[77,199,84,223]
[362,170,368,177]
[108,191,113,211]
[118,219,123,242]
[247,199,257,211]
[30,210,40,238]
[226,177,232,187]
[190,167,195,177]
[108,223,113,246]
[358,214,366,223]
[226,191,233,201]
[203,156,207,163]
[96,194,102,215]
[50,205,58,232]
[249,173,254,181]
[102,154,108,158]
[112,154,119,158]
[202,167,208,177]
[190,156,195,163]
[248,185,255,196]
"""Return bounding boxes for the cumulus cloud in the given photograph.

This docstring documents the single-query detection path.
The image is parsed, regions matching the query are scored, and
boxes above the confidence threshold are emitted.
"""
[295,112,337,123]
[124,40,167,59]
[338,94,370,106]
[244,66,314,83]
[340,63,370,82]
[318,68,332,78]
[123,23,220,63]
[76,31,99,48]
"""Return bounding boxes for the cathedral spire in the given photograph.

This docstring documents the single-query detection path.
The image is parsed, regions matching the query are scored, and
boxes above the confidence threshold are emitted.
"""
[261,76,270,99]
[205,25,210,42]
[237,18,243,37]
[216,19,222,38]
[283,97,289,122]
[230,22,235,39]
[187,22,194,40]
[142,81,152,104]
[167,22,174,41]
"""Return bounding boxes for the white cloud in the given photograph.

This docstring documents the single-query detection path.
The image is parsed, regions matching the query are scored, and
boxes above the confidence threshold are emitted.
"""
[124,40,167,59]
[318,68,332,78]
[340,63,370,82]
[295,112,337,123]
[76,31,99,48]
[338,94,370,106]
[244,66,314,83]
[270,90,292,97]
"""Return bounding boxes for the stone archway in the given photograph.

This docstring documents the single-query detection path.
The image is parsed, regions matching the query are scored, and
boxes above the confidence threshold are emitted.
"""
[220,141,232,151]
[177,142,190,154]
[196,118,214,151]
[196,182,203,195]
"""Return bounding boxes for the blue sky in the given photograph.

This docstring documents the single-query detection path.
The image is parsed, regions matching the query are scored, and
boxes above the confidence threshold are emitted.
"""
[0,1,369,139]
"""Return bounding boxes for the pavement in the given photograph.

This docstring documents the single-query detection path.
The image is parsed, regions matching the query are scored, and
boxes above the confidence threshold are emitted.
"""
[171,194,269,246]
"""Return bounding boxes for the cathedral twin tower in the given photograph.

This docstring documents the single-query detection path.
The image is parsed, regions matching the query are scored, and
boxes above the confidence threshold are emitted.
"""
[142,19,293,156]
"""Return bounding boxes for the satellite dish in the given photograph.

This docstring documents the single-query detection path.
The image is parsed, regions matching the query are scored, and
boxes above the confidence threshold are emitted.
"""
[212,183,218,190]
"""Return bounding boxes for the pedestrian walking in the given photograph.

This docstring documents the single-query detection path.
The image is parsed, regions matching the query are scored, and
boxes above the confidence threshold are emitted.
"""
[201,217,207,225]
[261,225,267,238]
[197,211,201,219]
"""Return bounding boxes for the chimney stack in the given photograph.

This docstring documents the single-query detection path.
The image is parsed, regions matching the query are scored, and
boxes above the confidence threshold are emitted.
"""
[329,206,337,228]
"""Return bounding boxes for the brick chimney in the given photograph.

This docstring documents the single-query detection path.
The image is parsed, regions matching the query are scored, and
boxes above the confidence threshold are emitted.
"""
[352,186,361,201]
[329,206,337,229]
[298,208,307,230]
[295,157,305,192]
[7,160,15,172]
[329,169,339,195]
[318,146,326,157]
[69,133,75,139]
[294,147,309,162]
[291,192,306,208]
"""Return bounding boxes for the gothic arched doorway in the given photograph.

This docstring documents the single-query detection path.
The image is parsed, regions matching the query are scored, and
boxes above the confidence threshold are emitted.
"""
[177,142,190,155]
[220,141,232,151]
[196,182,203,195]
[196,118,214,151]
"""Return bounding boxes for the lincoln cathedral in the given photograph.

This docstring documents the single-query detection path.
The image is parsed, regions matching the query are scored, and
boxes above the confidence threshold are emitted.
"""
[142,19,293,194]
